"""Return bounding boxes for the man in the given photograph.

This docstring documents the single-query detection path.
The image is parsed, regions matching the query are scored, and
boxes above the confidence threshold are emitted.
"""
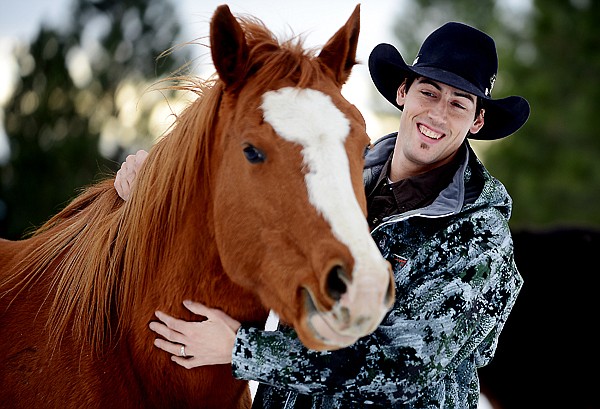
[115,22,529,408]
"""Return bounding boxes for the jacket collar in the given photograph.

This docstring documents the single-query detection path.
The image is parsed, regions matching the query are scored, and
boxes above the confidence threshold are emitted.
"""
[364,133,470,228]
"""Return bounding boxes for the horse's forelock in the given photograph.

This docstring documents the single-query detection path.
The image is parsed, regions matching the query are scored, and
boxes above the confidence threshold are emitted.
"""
[237,16,326,92]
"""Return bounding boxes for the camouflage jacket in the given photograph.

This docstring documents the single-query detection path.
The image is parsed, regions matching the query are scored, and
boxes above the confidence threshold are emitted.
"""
[232,134,523,408]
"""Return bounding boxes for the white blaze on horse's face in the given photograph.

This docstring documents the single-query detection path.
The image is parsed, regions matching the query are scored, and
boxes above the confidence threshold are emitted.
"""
[261,87,393,347]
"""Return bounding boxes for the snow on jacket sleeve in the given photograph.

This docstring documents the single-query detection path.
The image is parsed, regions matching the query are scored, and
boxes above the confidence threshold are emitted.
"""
[230,204,522,406]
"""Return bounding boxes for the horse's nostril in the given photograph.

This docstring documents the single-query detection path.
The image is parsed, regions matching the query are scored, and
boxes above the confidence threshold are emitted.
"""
[326,265,349,301]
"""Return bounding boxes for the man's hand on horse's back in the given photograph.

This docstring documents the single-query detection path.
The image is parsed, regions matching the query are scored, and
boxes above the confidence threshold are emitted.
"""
[115,150,149,201]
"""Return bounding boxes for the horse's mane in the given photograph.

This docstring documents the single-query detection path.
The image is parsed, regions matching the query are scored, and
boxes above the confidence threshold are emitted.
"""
[0,77,222,353]
[0,14,327,354]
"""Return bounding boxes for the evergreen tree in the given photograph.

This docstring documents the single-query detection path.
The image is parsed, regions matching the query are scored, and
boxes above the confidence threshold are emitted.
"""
[485,0,600,228]
[0,0,187,239]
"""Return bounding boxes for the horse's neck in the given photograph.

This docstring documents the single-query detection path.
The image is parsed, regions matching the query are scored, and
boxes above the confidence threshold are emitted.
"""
[130,199,267,326]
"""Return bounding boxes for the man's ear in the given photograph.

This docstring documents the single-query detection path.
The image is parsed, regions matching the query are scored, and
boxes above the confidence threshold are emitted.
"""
[395,81,407,106]
[470,108,485,134]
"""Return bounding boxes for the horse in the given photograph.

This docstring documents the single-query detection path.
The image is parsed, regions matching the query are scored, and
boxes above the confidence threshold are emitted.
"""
[0,4,394,408]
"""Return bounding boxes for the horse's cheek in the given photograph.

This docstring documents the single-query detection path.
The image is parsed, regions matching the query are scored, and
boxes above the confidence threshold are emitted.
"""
[212,194,261,282]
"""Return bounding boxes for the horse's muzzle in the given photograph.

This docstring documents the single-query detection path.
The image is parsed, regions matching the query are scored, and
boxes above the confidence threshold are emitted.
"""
[300,263,395,349]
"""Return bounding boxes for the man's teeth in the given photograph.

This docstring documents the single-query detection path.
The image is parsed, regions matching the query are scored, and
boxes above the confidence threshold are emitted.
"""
[419,124,443,139]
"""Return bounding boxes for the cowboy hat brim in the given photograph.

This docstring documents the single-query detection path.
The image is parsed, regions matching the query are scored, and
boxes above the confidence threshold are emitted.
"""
[368,43,530,140]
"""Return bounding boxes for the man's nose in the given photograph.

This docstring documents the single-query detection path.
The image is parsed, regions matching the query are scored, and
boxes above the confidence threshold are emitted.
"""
[429,99,449,120]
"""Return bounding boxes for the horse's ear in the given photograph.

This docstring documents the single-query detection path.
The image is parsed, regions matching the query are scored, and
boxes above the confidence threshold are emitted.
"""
[210,5,249,88]
[317,4,360,86]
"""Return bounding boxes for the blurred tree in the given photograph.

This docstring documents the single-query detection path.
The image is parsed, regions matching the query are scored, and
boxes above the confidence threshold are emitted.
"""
[485,0,600,228]
[0,0,187,239]
[384,0,600,228]
[1,28,105,239]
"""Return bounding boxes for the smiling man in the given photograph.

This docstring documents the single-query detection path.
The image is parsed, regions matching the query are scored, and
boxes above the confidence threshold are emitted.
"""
[391,77,484,179]
[115,21,530,409]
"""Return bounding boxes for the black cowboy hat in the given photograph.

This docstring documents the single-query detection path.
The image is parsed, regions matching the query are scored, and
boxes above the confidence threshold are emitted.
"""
[368,22,530,140]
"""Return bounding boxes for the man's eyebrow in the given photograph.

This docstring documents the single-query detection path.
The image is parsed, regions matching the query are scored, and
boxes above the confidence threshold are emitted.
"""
[417,78,475,103]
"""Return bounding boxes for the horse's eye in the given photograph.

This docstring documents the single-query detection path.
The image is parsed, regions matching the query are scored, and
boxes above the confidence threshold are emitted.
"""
[243,144,266,164]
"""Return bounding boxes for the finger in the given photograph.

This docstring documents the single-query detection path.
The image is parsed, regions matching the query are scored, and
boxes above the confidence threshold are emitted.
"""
[114,173,122,197]
[153,337,186,357]
[171,356,204,369]
[171,354,226,369]
[125,153,138,166]
[183,300,241,330]
[125,170,136,187]
[134,149,149,164]
[114,170,131,201]
[154,310,195,335]
[124,155,138,181]
[149,321,185,345]
[127,150,148,176]
[182,300,212,318]
[182,300,229,324]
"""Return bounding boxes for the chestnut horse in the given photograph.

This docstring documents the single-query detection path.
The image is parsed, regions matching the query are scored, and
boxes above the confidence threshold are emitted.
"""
[0,4,394,408]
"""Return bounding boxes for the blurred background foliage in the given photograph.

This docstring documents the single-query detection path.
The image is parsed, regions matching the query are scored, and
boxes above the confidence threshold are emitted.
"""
[0,0,599,239]
[0,0,188,239]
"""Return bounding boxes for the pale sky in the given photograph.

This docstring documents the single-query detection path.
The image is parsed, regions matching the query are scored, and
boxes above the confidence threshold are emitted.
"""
[0,1,404,62]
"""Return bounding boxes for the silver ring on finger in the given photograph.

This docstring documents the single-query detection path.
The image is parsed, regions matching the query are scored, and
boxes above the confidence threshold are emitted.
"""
[180,345,186,358]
